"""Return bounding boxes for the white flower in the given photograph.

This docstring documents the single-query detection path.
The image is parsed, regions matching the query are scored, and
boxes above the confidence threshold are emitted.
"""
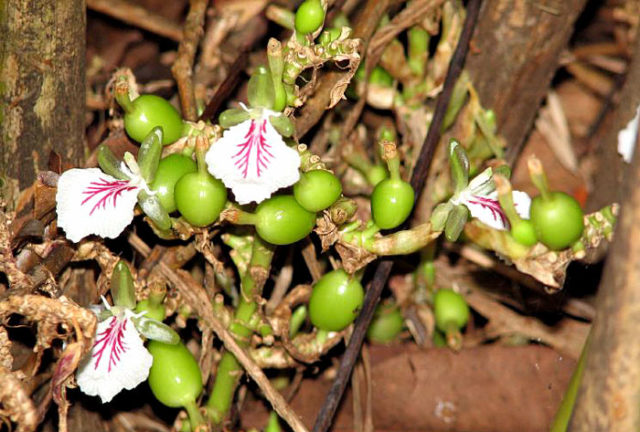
[451,168,531,230]
[206,108,300,205]
[618,104,640,163]
[56,160,149,242]
[76,305,152,403]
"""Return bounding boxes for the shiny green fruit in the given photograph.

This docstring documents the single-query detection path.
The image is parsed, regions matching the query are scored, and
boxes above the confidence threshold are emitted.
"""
[150,154,197,213]
[295,0,325,34]
[433,289,469,332]
[309,269,364,332]
[510,219,537,247]
[371,179,415,229]
[174,172,227,227]
[530,192,584,250]
[293,170,342,212]
[255,195,316,245]
[367,303,404,343]
[147,341,202,408]
[124,95,183,145]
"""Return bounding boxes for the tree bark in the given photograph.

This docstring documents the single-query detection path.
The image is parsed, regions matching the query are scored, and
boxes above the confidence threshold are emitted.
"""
[465,0,588,164]
[569,39,640,431]
[0,0,86,188]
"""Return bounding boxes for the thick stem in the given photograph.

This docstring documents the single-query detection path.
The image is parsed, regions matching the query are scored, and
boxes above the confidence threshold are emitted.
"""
[206,235,275,422]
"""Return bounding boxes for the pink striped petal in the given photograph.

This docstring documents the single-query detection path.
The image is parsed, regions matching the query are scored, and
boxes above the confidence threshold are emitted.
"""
[206,115,300,204]
[76,310,152,403]
[463,192,509,230]
[56,168,140,242]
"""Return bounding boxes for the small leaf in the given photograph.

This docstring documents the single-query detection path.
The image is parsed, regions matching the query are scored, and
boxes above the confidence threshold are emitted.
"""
[137,190,172,231]
[445,204,469,242]
[449,139,470,194]
[219,108,251,129]
[111,260,136,309]
[131,316,180,344]
[97,145,130,180]
[137,127,163,184]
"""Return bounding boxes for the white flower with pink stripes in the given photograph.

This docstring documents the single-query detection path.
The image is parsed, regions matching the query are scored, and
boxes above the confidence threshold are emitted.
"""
[451,168,531,230]
[206,107,300,205]
[56,156,150,242]
[76,301,152,403]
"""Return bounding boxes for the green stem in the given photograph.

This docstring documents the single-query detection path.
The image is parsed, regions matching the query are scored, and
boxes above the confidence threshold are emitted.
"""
[195,137,208,177]
[369,223,440,256]
[382,142,401,182]
[289,305,307,339]
[114,82,135,114]
[268,39,287,112]
[528,156,552,201]
[315,329,329,345]
[206,235,275,423]
[550,335,589,432]
[183,399,205,431]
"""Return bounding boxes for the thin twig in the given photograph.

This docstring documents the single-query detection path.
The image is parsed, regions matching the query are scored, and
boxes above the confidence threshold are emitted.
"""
[311,1,483,431]
[128,234,308,432]
[86,0,183,41]
[172,0,209,121]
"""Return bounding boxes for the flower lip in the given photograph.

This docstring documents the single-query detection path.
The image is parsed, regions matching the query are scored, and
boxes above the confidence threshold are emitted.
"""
[451,168,531,231]
[76,308,152,403]
[206,108,300,205]
[56,167,149,242]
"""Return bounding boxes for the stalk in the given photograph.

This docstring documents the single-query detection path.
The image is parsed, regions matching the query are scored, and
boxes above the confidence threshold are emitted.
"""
[206,235,275,423]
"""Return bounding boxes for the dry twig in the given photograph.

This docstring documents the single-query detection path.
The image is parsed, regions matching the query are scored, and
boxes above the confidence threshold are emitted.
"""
[172,0,209,121]
[86,0,183,41]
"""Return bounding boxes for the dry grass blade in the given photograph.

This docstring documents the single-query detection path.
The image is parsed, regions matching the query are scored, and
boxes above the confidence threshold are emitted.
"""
[535,91,578,172]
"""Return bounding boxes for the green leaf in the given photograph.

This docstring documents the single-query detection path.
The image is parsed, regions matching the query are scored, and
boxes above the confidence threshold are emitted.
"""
[111,260,136,309]
[137,127,163,183]
[449,139,470,194]
[138,190,172,231]
[131,316,180,344]
[97,145,130,180]
[444,204,469,242]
